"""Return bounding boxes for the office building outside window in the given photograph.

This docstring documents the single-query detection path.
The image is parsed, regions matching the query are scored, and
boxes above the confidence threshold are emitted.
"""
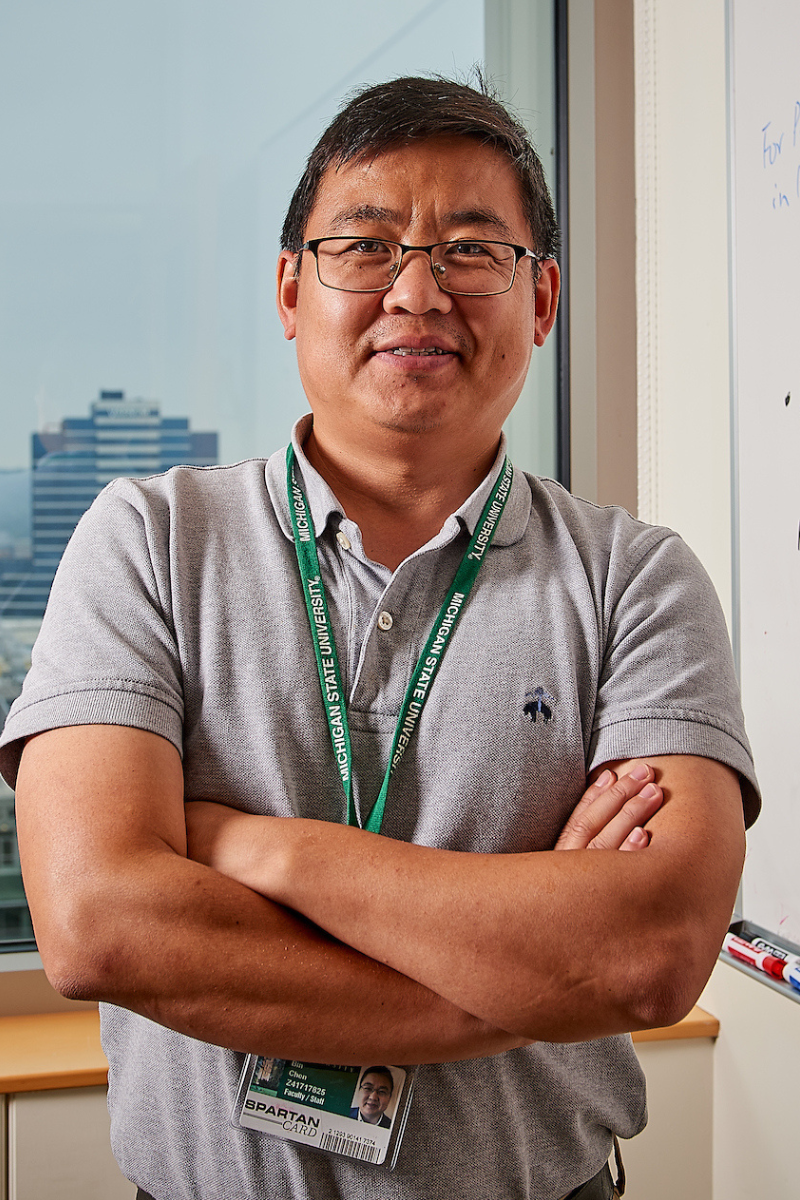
[0,390,218,943]
[0,390,217,619]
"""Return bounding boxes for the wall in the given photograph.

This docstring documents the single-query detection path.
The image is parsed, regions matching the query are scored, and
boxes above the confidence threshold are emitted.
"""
[569,1,800,1194]
[625,1035,714,1200]
[633,0,733,611]
[701,961,797,1198]
[569,0,638,513]
[628,2,800,1197]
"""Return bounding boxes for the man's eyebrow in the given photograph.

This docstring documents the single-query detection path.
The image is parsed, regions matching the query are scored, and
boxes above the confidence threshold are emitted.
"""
[327,205,403,231]
[444,209,517,240]
[325,205,518,241]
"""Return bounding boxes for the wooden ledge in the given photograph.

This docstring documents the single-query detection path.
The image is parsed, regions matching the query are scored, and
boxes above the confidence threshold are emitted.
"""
[0,1003,719,1093]
[0,1009,107,1093]
[632,1004,719,1044]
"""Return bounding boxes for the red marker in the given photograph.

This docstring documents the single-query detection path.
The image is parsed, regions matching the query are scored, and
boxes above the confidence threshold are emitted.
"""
[723,933,791,981]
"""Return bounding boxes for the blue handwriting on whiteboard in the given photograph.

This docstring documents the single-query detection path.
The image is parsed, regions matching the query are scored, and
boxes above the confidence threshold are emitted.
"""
[763,122,784,166]
[760,106,800,214]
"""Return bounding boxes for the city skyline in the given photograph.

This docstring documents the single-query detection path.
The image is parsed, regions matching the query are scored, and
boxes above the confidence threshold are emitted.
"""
[0,387,218,945]
[0,389,218,620]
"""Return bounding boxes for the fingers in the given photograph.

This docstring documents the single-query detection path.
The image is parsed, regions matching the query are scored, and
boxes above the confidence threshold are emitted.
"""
[555,763,663,852]
[620,826,651,852]
[587,776,662,850]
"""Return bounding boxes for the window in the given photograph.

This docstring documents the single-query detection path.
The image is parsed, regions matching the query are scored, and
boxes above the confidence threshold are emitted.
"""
[1,0,562,954]
[0,0,492,951]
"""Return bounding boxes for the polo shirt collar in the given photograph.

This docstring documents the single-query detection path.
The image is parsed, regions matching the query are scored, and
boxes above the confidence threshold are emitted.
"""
[266,414,531,550]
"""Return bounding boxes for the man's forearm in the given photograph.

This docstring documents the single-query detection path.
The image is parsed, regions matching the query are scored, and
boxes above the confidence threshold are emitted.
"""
[195,813,660,1042]
[187,757,745,1042]
[29,843,524,1064]
[16,726,523,1065]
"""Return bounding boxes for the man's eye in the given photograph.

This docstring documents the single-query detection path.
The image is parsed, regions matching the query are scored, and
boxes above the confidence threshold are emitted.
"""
[344,239,389,255]
[448,241,490,257]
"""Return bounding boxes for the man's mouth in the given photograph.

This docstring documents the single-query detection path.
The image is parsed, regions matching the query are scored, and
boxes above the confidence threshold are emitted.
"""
[388,347,449,357]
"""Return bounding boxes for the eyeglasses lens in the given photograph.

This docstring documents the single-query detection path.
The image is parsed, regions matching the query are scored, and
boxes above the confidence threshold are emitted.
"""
[314,239,516,295]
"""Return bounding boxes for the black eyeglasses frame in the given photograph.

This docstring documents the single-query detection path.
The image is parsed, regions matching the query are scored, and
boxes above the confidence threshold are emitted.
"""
[298,237,541,297]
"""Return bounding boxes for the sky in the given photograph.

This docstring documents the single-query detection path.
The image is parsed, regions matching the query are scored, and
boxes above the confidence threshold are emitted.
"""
[0,0,485,470]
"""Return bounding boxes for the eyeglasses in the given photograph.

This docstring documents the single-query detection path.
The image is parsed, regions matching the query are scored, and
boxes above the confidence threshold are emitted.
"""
[300,237,540,296]
[359,1082,391,1097]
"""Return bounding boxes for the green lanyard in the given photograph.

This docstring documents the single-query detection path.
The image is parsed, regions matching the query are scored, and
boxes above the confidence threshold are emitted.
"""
[286,445,513,834]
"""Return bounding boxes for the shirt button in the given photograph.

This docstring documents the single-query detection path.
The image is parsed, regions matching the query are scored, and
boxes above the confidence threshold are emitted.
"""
[336,531,352,551]
[377,611,394,631]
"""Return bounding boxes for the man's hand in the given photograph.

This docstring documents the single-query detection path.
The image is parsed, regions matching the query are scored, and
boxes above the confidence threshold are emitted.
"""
[555,762,663,851]
[184,761,662,888]
[185,762,665,881]
[188,755,744,1043]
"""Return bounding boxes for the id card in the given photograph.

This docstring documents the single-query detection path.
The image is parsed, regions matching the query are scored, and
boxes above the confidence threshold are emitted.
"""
[232,1056,415,1169]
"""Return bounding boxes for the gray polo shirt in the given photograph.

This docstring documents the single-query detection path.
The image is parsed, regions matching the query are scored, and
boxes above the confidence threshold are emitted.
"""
[0,419,758,1200]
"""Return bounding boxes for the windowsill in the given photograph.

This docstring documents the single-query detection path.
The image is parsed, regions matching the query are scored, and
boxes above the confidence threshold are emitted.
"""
[0,1009,107,1093]
[0,1005,719,1096]
[631,1006,719,1043]
[0,949,42,972]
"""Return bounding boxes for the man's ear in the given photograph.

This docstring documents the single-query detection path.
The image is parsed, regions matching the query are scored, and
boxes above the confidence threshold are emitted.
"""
[533,259,560,347]
[276,250,300,341]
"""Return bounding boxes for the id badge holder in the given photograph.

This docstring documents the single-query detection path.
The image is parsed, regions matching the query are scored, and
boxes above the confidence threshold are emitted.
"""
[232,1056,416,1170]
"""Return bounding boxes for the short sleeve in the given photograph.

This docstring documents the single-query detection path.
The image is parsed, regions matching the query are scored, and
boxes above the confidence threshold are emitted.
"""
[0,479,184,787]
[588,528,760,828]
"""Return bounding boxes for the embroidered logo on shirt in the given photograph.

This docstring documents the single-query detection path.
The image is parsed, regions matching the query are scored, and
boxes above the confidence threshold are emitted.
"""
[524,687,556,724]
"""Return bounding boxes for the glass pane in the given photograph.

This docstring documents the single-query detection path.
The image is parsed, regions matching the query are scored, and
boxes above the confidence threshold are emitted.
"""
[485,0,560,479]
[0,1,484,949]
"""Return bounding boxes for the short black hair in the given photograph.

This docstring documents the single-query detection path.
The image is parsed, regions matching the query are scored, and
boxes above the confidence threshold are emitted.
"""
[280,74,560,260]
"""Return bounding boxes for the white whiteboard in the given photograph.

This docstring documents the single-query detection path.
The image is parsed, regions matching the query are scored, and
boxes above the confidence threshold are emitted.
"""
[730,0,800,942]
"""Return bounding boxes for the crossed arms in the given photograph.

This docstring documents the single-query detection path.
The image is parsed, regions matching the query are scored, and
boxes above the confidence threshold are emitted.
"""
[16,725,745,1064]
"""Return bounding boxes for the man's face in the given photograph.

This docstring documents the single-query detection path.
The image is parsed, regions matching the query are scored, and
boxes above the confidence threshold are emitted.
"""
[277,136,559,454]
[357,1072,393,1123]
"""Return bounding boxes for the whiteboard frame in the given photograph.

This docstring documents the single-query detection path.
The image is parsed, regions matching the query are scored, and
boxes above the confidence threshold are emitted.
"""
[726,0,742,680]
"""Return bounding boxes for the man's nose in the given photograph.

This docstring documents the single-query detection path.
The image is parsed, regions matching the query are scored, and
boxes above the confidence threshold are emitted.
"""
[382,249,453,315]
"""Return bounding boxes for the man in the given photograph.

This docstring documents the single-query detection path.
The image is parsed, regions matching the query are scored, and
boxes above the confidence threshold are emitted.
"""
[1,77,758,1200]
[349,1067,394,1128]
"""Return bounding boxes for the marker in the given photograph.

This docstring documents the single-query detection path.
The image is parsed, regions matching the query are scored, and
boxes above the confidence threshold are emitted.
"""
[786,963,800,994]
[748,935,800,976]
[723,933,793,982]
